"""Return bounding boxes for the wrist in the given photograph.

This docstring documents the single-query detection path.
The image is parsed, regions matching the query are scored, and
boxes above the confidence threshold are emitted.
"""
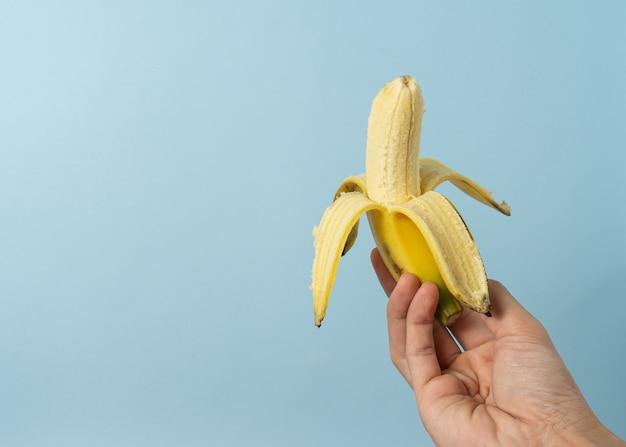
[549,419,625,447]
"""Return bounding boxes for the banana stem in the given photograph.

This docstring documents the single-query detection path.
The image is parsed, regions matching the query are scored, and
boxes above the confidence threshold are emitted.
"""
[435,290,464,326]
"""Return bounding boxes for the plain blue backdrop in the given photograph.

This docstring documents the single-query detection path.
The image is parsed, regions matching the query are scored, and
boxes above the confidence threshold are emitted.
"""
[1,1,625,445]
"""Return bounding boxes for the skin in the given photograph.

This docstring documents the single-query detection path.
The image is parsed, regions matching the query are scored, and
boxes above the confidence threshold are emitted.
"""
[371,248,625,447]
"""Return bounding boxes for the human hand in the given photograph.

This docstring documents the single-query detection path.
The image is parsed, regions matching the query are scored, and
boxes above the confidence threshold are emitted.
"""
[371,249,625,447]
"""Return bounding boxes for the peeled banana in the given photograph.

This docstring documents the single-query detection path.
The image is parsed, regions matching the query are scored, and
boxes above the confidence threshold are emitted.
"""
[311,76,510,327]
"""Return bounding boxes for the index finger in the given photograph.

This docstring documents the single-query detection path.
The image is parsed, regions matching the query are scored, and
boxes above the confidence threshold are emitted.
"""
[404,281,443,391]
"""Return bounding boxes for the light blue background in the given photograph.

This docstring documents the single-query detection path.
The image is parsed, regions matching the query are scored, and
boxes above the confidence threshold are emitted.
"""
[1,1,625,445]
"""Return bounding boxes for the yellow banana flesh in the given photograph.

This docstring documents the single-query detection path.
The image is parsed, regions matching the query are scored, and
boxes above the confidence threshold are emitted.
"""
[311,76,509,327]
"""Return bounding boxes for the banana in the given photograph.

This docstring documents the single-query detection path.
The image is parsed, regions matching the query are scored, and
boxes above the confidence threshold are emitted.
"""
[311,76,510,327]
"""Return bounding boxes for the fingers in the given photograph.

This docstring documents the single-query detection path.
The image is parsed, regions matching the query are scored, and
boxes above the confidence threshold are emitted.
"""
[484,279,547,339]
[448,280,543,349]
[371,248,396,297]
[404,281,445,391]
[387,273,455,389]
[447,307,495,350]
[432,317,463,371]
[387,271,463,385]
[387,273,421,382]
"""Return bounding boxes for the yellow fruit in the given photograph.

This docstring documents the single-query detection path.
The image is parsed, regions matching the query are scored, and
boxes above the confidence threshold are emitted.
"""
[311,76,510,327]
